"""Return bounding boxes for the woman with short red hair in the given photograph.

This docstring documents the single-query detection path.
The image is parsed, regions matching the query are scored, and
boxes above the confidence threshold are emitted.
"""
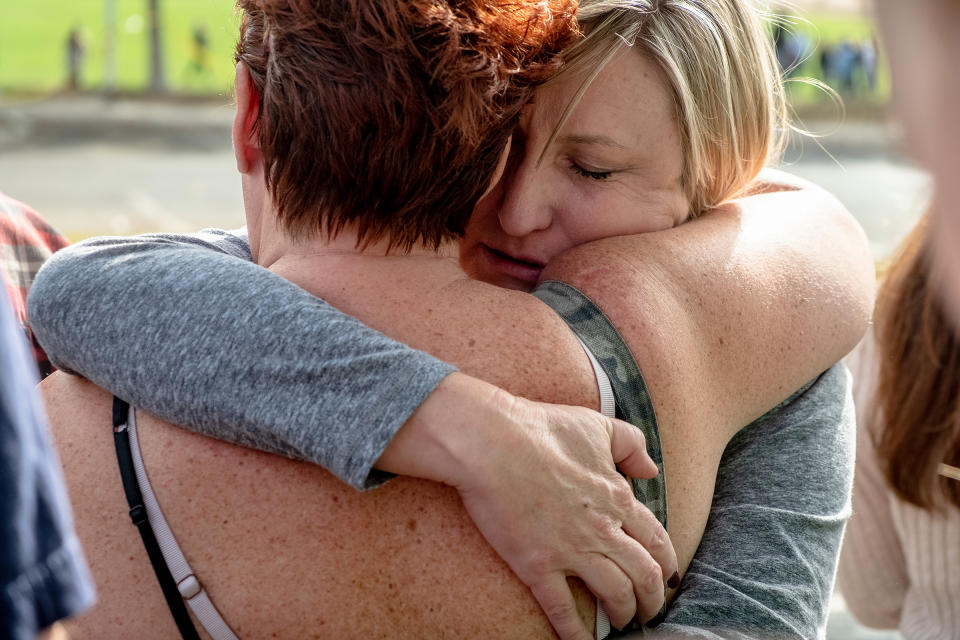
[44,1,656,637]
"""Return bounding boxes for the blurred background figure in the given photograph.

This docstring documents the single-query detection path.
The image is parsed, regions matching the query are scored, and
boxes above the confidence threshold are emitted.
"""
[0,191,94,638]
[187,23,210,81]
[860,36,878,92]
[835,4,960,636]
[830,39,861,92]
[839,214,960,639]
[64,27,85,91]
[773,20,806,76]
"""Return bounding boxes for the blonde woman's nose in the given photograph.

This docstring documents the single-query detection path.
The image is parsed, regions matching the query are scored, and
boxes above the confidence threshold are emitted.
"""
[496,167,553,237]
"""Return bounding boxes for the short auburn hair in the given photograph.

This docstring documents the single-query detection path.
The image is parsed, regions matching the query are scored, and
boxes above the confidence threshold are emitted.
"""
[235,0,577,250]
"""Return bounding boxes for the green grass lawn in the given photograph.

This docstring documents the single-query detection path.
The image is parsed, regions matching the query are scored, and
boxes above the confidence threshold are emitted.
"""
[0,0,239,94]
[0,2,888,104]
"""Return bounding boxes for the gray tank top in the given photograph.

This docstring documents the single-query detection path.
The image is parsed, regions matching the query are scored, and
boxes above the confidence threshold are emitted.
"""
[534,281,667,636]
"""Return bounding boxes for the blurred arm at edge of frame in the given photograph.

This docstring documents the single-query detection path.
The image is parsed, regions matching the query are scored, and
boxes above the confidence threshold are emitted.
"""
[873,0,960,323]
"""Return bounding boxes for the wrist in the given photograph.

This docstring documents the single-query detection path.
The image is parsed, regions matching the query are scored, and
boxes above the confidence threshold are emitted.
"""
[375,372,513,486]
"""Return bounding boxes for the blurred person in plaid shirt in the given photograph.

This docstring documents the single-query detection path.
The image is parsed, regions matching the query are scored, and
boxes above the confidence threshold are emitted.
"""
[0,192,69,378]
[0,192,95,638]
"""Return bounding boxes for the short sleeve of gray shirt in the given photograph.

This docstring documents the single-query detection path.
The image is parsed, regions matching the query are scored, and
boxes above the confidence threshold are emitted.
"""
[26,228,455,489]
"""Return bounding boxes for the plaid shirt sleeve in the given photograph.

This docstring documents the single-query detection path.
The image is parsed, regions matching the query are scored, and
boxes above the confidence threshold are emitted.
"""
[0,192,70,378]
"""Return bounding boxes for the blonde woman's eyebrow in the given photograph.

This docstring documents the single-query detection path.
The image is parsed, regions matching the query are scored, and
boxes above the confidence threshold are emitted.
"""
[559,134,628,150]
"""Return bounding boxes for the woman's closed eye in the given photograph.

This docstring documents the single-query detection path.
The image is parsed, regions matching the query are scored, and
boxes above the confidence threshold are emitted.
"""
[570,161,614,181]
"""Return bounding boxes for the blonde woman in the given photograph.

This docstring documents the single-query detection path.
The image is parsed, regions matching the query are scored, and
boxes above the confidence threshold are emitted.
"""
[839,216,960,639]
[33,0,871,637]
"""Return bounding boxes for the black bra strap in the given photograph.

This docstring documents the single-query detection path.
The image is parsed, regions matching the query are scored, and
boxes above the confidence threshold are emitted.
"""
[112,396,201,640]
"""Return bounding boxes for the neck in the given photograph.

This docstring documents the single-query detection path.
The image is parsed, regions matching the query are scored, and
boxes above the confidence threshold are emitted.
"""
[255,211,463,331]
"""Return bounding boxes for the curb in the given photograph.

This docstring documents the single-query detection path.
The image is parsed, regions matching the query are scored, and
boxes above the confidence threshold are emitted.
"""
[0,96,234,150]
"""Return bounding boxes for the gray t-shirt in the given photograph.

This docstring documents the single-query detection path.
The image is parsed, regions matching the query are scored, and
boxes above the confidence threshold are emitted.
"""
[27,229,854,638]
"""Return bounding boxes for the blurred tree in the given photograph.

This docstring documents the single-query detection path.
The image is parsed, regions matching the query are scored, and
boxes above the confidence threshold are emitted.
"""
[148,0,166,92]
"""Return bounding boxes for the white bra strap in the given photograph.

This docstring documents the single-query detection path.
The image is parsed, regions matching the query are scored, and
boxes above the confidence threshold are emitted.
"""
[127,407,240,640]
[574,336,614,640]
[575,336,615,419]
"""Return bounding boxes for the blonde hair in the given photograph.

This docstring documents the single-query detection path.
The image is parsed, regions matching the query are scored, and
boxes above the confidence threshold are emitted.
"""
[552,0,787,216]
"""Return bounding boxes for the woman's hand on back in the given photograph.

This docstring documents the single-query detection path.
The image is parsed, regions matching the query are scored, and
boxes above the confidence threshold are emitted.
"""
[378,372,677,638]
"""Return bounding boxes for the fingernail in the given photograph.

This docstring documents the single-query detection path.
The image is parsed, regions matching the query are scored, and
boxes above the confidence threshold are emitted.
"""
[667,571,680,589]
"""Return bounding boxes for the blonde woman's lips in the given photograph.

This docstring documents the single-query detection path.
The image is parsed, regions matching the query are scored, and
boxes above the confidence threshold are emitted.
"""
[481,244,544,288]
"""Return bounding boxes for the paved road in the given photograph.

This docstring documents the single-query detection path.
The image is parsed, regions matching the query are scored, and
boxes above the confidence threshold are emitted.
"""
[1,143,244,238]
[0,97,920,639]
[777,121,930,262]
[0,96,243,238]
